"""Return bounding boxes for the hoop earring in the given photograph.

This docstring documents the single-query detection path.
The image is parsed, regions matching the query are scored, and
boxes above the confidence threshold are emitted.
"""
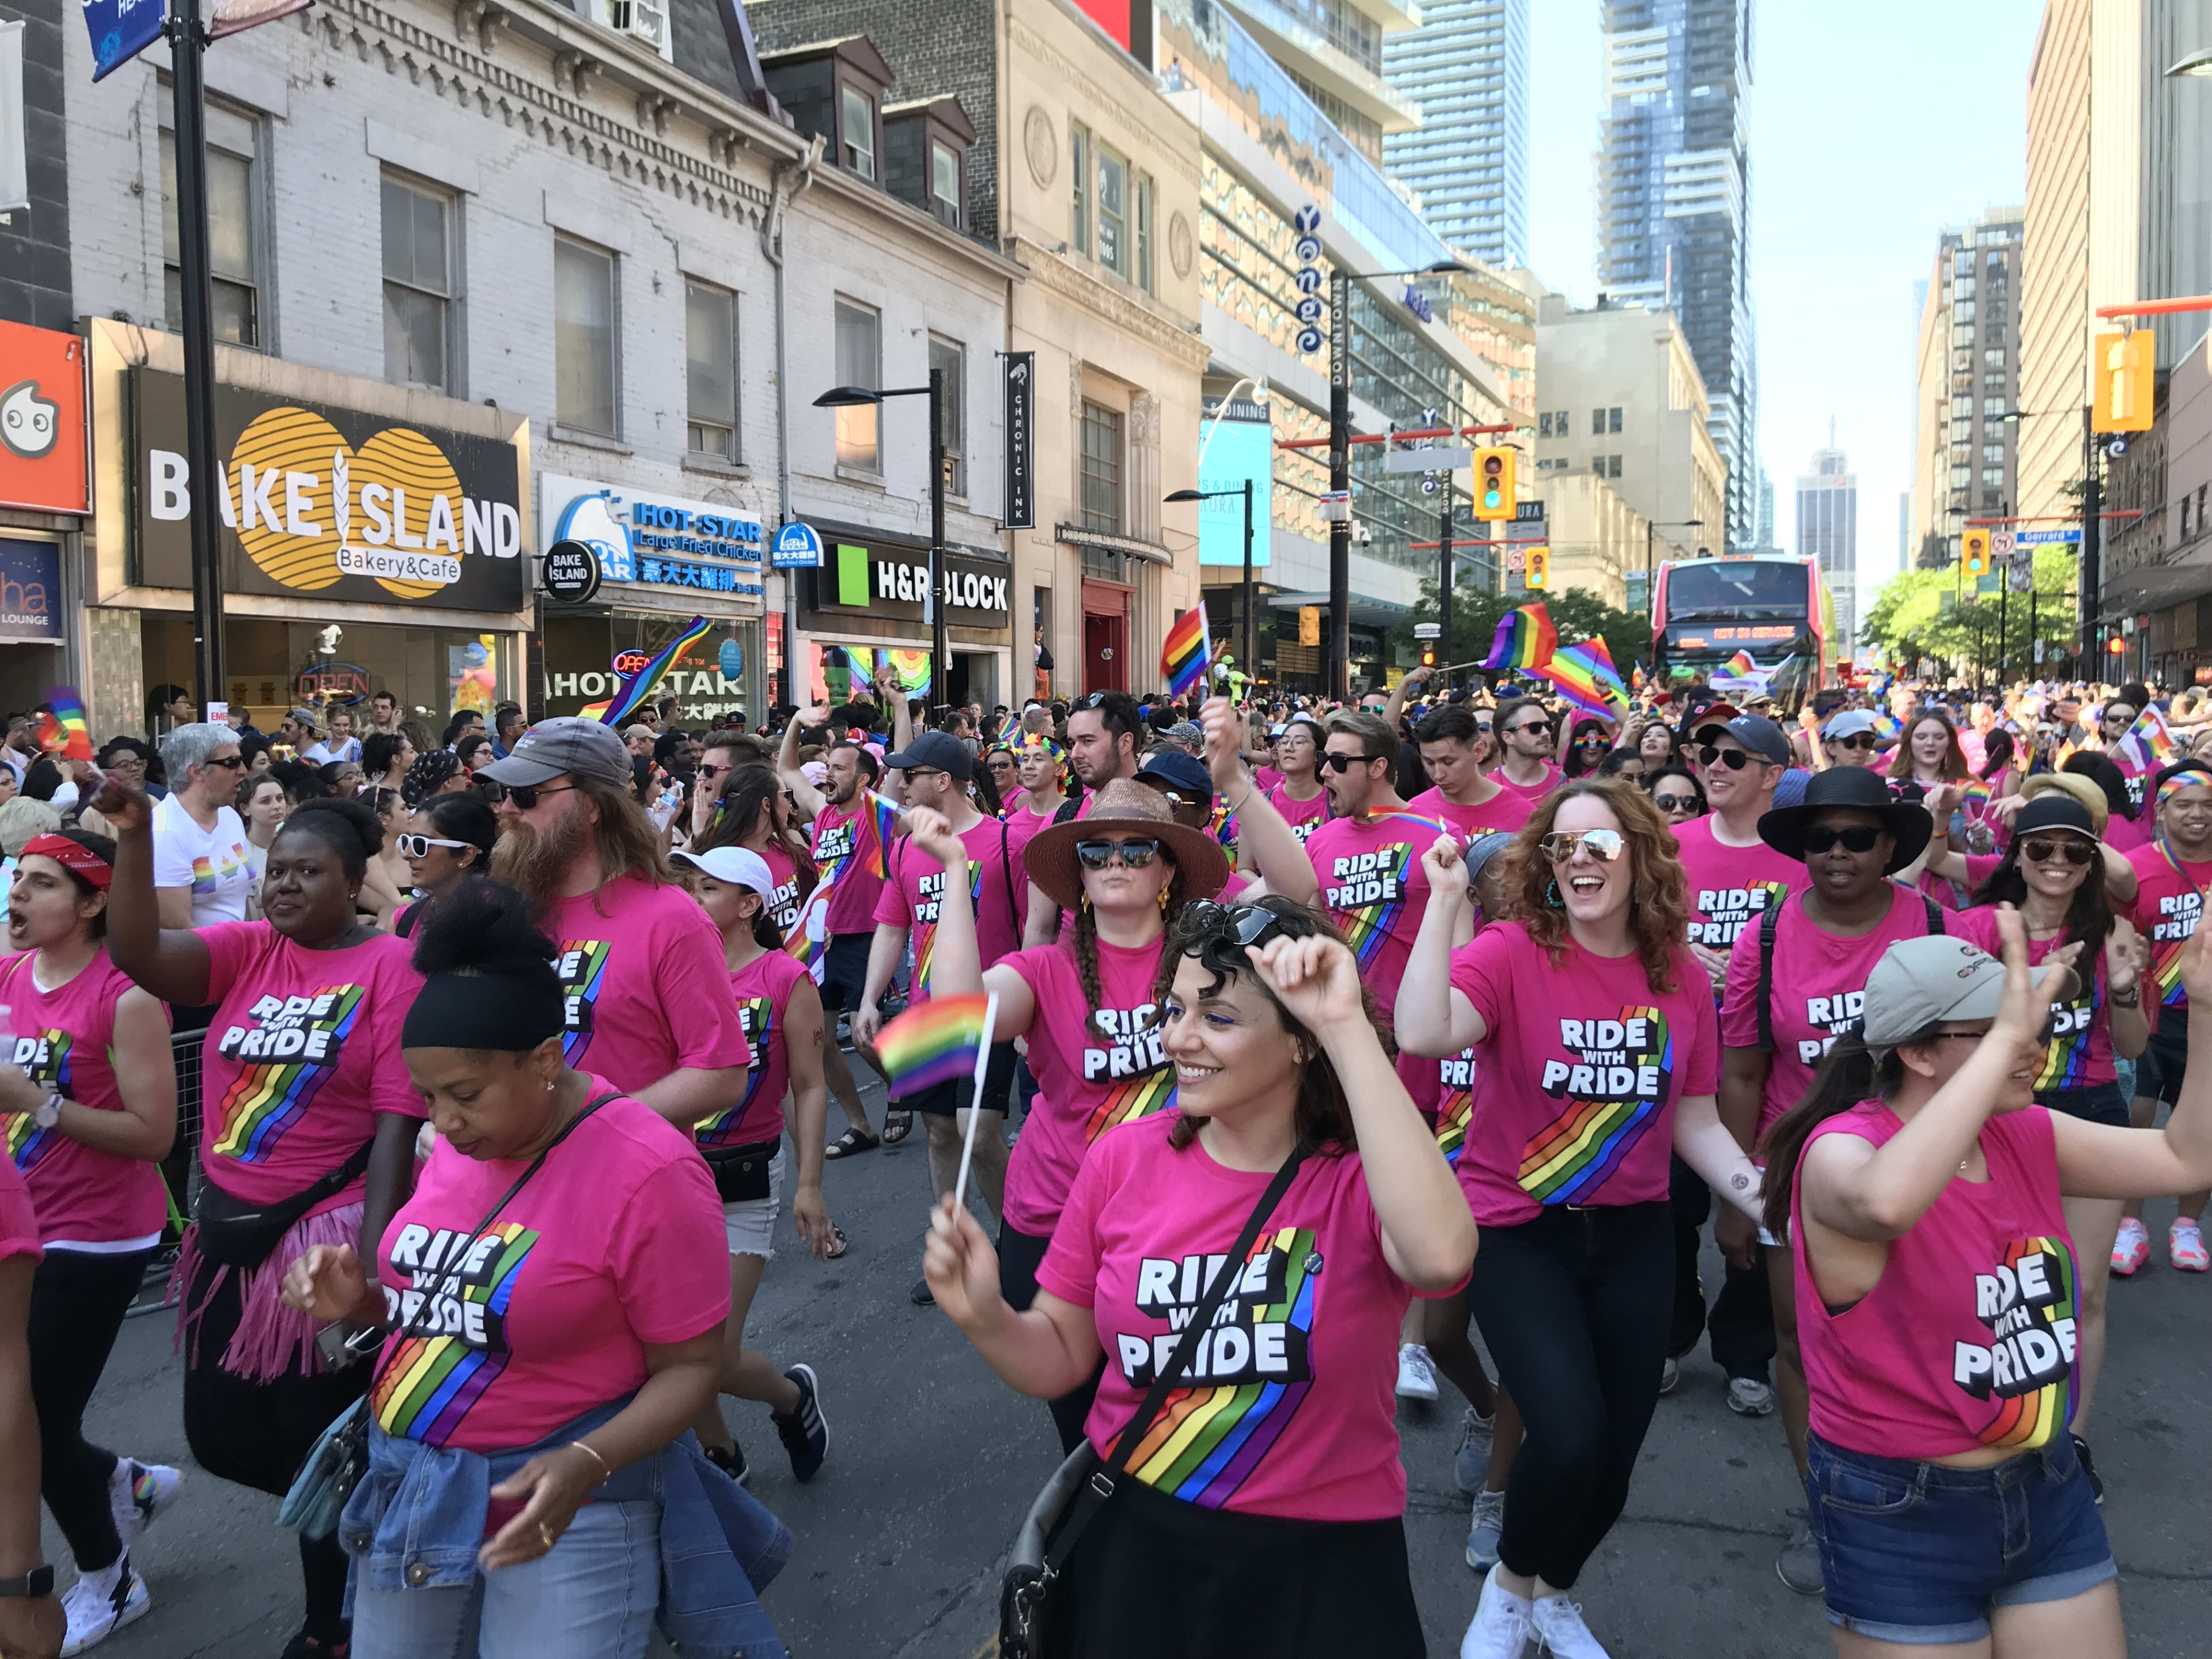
[1546,879,1562,908]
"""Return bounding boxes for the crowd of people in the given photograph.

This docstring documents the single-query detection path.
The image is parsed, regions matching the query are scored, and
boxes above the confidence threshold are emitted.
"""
[1,661,2209,1659]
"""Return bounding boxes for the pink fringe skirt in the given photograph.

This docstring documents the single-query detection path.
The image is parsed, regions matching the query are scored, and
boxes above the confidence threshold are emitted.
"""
[173,1201,365,1384]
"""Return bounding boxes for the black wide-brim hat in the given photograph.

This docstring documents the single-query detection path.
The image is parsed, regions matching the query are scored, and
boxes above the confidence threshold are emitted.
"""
[1757,765,1933,874]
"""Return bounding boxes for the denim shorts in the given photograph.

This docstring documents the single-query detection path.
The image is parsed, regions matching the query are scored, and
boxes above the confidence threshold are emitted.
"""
[1808,1432,2115,1645]
[722,1145,786,1259]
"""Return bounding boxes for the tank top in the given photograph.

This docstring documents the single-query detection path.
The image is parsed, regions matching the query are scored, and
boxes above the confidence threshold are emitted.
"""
[1793,1100,2078,1460]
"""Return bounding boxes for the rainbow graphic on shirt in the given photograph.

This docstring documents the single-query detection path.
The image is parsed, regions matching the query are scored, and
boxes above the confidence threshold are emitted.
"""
[910,857,986,995]
[1320,840,1418,971]
[1965,1235,2078,1450]
[1434,1051,1475,1166]
[209,985,366,1162]
[190,842,250,896]
[371,1222,540,1445]
[2031,983,2101,1092]
[4,1029,72,1173]
[1518,1005,1672,1205]
[698,996,777,1147]
[1082,1066,1178,1142]
[551,940,613,1064]
[1120,1224,1319,1508]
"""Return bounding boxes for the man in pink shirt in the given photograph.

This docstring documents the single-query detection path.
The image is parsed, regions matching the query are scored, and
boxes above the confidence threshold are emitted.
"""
[1673,713,1806,999]
[1408,704,1535,843]
[1487,695,1563,807]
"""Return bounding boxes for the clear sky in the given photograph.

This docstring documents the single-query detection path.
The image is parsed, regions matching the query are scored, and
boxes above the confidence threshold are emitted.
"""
[1524,1,2044,584]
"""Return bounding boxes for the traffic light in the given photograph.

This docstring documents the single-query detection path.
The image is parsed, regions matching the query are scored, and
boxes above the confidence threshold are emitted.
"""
[1961,528,1991,578]
[1298,605,1321,646]
[1473,445,1516,522]
[1421,645,1435,667]
[1524,546,1549,589]
[2094,330,2155,434]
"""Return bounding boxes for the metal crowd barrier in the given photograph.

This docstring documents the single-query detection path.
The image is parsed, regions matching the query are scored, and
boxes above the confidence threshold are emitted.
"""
[127,1027,206,1317]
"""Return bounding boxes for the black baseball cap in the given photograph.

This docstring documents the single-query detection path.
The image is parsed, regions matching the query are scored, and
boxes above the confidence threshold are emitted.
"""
[883,730,974,781]
[1134,749,1215,806]
[1692,713,1791,766]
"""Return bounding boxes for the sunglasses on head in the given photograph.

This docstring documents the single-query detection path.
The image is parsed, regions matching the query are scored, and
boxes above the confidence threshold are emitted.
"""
[1539,828,1627,863]
[1698,744,1765,771]
[1074,838,1162,869]
[2021,836,2096,867]
[1801,824,1885,855]
[504,782,578,810]
[396,834,471,858]
[1180,899,1292,950]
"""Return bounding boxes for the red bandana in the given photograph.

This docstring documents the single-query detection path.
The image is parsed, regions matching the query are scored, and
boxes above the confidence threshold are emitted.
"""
[17,834,112,889]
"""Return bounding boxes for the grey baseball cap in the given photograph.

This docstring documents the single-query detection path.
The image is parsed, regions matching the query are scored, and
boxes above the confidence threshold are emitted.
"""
[1861,935,2076,1049]
[478,717,632,790]
[1823,709,1880,741]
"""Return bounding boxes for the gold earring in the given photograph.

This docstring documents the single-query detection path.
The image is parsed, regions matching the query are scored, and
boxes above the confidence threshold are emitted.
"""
[1158,887,1171,914]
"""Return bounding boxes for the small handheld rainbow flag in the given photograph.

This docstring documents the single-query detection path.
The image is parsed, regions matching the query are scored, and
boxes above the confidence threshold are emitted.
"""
[1364,808,1453,841]
[593,617,714,726]
[784,881,832,971]
[2112,705,2178,775]
[1544,639,1631,720]
[1481,604,1557,673]
[1722,649,1759,680]
[1162,603,1211,699]
[37,689,92,763]
[863,789,902,879]
[876,993,995,1102]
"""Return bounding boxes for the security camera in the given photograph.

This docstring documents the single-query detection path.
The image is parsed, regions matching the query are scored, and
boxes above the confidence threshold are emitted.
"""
[1349,520,1372,546]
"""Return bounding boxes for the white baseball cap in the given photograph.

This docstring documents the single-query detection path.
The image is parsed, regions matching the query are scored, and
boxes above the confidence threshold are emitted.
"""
[671,845,775,894]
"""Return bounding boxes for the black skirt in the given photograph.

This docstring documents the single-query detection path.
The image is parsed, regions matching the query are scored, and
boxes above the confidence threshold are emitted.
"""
[1047,1475,1426,1658]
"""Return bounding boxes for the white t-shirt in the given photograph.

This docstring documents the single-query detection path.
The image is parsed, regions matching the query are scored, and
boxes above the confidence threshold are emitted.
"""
[151,792,253,926]
[303,737,361,766]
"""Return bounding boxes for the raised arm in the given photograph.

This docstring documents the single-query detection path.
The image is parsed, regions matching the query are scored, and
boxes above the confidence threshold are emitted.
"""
[901,807,1038,1044]
[778,703,829,821]
[1395,836,1488,1056]
[1382,665,1432,732]
[89,782,213,1007]
[1200,696,1316,906]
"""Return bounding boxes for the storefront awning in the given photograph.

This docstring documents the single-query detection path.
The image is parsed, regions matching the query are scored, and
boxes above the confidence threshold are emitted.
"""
[1054,524,1173,566]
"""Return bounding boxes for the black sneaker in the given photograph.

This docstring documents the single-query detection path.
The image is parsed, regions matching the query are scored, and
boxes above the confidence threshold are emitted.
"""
[277,1627,351,1659]
[2071,1433,2103,1505]
[701,1440,751,1487]
[774,1363,830,1483]
[910,1277,935,1306]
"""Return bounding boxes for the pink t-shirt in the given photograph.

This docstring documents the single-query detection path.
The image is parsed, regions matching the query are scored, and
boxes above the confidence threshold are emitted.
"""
[0,1153,38,1266]
[1949,908,2115,1090]
[1037,1112,1446,1521]
[1486,762,1563,807]
[2103,812,2152,853]
[1672,816,1807,953]
[1266,783,1330,846]
[1303,813,1437,1020]
[370,1085,730,1452]
[873,817,1022,999]
[1407,784,1535,845]
[998,936,1176,1237]
[540,877,753,1092]
[1450,922,1720,1226]
[2128,839,2212,1012]
[754,844,808,939]
[197,922,426,1213]
[1253,766,1286,793]
[810,796,888,938]
[1794,1101,2077,1459]
[1,950,169,1247]
[1719,888,1939,1139]
[1403,1041,1477,1167]
[697,950,809,1149]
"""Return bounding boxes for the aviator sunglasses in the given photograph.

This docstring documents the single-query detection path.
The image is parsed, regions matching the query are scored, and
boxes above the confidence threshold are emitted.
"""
[2020,836,2096,868]
[1539,829,1626,863]
[1073,838,1162,869]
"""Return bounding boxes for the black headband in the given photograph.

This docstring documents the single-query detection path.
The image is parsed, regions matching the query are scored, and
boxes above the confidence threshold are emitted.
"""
[401,972,567,1053]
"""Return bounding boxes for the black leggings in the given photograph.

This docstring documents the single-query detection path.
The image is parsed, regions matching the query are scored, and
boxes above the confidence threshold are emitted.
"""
[28,1247,154,1571]
[998,1223,1104,1455]
[1465,1201,1673,1590]
[180,1251,369,1643]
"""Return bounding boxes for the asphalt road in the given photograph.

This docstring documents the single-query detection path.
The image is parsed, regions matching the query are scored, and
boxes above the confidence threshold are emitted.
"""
[55,1067,2212,1658]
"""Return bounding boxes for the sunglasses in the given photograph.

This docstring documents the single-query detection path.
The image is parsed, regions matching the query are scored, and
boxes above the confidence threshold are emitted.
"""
[1652,792,1699,814]
[1829,733,1878,751]
[1074,838,1163,869]
[1539,829,1627,863]
[1697,744,1766,771]
[1078,691,1115,710]
[697,762,734,782]
[1323,752,1377,772]
[1801,824,1885,854]
[2020,836,2096,867]
[1181,899,1290,949]
[203,754,247,770]
[1575,733,1610,747]
[1504,722,1548,738]
[504,782,578,810]
[396,834,471,858]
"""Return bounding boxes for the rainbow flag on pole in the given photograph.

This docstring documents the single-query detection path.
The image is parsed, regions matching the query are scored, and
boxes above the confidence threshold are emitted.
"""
[1162,602,1211,698]
[2113,704,2179,775]
[1544,639,1631,720]
[1722,649,1759,680]
[588,616,713,726]
[862,790,902,879]
[1480,604,1558,673]
[37,688,92,762]
[876,993,994,1101]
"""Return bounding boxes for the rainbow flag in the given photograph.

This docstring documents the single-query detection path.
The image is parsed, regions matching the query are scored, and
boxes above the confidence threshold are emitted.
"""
[1722,650,1759,680]
[1481,604,1557,673]
[1162,603,1211,699]
[2113,705,2178,775]
[783,882,832,970]
[1545,639,1631,720]
[881,649,933,699]
[595,617,713,726]
[37,689,92,762]
[863,790,902,879]
[1364,808,1453,841]
[876,993,993,1101]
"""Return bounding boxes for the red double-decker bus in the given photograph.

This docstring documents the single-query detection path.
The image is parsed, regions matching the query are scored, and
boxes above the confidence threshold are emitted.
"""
[1649,556,1840,703]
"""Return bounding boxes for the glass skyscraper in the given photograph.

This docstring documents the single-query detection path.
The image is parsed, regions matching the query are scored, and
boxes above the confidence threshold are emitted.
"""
[1382,0,1529,269]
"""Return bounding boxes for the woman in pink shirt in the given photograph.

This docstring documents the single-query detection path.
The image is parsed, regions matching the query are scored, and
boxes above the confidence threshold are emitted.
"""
[696,764,814,940]
[922,898,1474,1657]
[915,778,1230,1452]
[2,831,180,1654]
[1768,917,2212,1655]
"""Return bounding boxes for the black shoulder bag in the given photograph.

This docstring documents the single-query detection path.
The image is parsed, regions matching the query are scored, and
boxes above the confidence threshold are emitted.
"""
[998,1146,1308,1659]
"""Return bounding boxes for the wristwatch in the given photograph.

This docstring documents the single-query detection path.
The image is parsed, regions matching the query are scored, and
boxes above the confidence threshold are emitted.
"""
[32,1093,62,1130]
[0,1564,55,1598]
[2111,988,2142,1008]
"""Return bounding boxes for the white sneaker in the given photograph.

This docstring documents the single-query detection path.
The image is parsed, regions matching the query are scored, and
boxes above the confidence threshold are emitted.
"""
[1658,1355,1680,1395]
[107,1459,180,1546]
[60,1558,149,1657]
[1726,1377,1776,1416]
[1396,1343,1440,1402]
[1453,1404,1496,1494]
[1459,1562,1534,1659]
[1529,1590,1611,1658]
[1465,1487,1506,1573]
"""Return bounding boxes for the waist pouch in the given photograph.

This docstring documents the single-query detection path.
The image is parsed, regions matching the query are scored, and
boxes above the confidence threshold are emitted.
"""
[192,1141,376,1268]
[702,1140,777,1203]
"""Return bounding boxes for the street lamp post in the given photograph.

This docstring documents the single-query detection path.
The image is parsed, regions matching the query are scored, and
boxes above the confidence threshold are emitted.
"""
[815,370,948,708]
[1166,479,1256,686]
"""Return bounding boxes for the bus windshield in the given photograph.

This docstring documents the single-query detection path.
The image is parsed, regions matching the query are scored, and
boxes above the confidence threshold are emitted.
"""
[1662,560,1813,616]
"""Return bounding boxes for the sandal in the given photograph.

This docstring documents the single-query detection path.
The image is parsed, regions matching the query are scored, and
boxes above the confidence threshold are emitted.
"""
[881,1109,914,1146]
[823,1127,880,1160]
[824,1225,850,1260]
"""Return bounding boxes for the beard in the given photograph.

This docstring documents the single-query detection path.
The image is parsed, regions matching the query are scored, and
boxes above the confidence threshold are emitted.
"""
[491,800,591,897]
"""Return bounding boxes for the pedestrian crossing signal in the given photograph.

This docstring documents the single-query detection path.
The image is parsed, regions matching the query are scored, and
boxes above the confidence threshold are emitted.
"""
[1961,529,1991,578]
[1474,446,1515,523]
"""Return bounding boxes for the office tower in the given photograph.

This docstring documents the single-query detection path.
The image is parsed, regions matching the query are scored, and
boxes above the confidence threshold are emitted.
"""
[1798,442,1859,659]
[1384,0,1529,267]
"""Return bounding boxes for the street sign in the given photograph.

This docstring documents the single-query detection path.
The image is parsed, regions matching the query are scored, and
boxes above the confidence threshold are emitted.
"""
[1384,444,1471,474]
[2014,527,2082,547]
[1990,530,2016,558]
[1317,491,1352,522]
[1003,352,1034,529]
[771,520,824,569]
[1412,622,1440,639]
[541,540,601,604]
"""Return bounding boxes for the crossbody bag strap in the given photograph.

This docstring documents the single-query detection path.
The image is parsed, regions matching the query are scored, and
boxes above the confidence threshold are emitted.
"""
[1040,1145,1309,1574]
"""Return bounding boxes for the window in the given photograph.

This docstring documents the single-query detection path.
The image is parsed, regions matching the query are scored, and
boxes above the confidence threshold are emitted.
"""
[381,175,456,393]
[1554,409,1568,433]
[554,235,618,435]
[841,84,876,179]
[1097,143,1130,277]
[1984,348,2006,367]
[1956,300,1976,323]
[1608,407,1623,433]
[1981,467,2004,486]
[833,298,880,471]
[685,279,738,461]
[161,104,260,347]
[1983,396,2005,417]
[2184,497,2192,539]
[1070,123,1090,255]
[1591,407,1607,435]
[930,140,962,228]
[1982,444,2005,464]
[1135,173,1155,293]
[1080,400,1123,535]
[1608,454,1622,479]
[1950,466,1972,488]
[929,335,964,497]
[1539,411,1554,437]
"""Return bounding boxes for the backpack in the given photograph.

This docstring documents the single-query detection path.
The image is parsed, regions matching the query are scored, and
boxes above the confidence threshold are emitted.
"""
[1755,884,1945,1053]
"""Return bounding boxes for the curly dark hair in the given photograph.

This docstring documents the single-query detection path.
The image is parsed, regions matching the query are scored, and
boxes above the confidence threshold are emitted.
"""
[276,795,384,882]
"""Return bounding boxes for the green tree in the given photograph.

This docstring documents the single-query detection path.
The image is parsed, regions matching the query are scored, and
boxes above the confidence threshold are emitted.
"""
[1858,548,2080,679]
[1385,575,1650,682]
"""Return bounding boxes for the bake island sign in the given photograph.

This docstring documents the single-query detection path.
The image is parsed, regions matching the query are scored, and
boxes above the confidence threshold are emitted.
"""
[130,365,525,612]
